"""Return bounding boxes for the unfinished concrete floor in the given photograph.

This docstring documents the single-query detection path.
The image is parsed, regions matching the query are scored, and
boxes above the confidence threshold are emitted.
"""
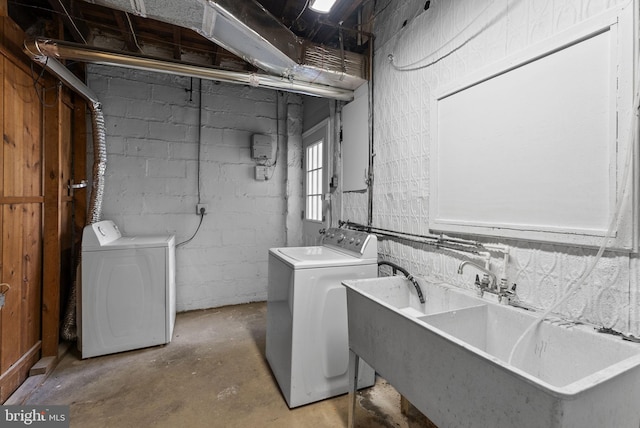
[26,302,427,428]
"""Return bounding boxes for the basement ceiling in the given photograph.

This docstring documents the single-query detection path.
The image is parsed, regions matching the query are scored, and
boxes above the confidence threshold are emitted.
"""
[9,0,373,87]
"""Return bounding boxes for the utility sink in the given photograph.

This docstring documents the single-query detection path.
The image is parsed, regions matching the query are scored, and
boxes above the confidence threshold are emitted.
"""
[349,275,482,317]
[343,277,640,428]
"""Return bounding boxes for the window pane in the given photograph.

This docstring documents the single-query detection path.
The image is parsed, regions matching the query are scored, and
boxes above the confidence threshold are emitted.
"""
[311,196,317,221]
[310,171,315,196]
[304,140,323,221]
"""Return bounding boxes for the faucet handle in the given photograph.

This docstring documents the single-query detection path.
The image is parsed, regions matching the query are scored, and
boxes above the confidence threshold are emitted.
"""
[474,274,484,297]
[480,273,491,287]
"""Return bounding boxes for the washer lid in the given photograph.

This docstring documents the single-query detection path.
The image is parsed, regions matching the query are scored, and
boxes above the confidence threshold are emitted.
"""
[82,220,122,249]
[270,246,376,269]
[91,235,176,251]
[82,221,175,251]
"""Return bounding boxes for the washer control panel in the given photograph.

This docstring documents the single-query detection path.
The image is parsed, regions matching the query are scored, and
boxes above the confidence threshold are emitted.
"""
[322,227,375,257]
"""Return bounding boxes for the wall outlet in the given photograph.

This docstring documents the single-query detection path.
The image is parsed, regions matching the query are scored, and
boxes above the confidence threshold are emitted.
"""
[196,204,208,215]
[255,166,269,181]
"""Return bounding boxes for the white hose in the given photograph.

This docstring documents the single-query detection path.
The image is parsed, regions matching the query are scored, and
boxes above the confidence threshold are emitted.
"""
[508,75,640,365]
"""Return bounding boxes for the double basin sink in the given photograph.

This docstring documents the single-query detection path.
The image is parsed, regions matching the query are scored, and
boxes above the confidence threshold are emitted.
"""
[343,276,640,428]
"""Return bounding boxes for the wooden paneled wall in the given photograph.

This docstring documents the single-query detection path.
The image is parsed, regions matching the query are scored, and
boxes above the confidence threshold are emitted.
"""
[0,15,87,402]
[0,20,44,402]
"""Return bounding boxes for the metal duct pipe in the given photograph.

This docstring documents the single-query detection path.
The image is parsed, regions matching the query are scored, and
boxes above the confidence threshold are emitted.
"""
[59,103,107,340]
[24,41,108,341]
[25,38,355,101]
[87,103,107,224]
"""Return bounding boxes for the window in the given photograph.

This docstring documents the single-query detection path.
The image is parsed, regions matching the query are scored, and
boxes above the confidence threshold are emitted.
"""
[305,140,323,221]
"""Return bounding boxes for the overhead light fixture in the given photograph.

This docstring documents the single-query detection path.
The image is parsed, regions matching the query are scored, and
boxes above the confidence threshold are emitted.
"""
[309,0,337,14]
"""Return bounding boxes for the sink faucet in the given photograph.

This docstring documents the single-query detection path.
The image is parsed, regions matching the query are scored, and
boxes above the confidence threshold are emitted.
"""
[457,261,498,294]
[457,261,518,304]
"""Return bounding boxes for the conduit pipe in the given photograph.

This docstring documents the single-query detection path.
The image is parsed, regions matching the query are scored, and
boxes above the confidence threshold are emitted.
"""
[25,38,355,101]
[24,41,107,340]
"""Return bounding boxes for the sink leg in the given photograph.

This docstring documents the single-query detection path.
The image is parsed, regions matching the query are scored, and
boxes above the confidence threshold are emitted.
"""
[348,350,359,428]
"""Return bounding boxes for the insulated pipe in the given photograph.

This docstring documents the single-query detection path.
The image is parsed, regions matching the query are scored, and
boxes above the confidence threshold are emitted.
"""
[60,102,107,340]
[87,103,107,224]
[24,38,355,101]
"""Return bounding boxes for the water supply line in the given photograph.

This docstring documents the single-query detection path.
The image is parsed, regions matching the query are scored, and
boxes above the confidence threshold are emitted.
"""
[378,260,425,304]
[24,42,107,341]
[341,221,509,256]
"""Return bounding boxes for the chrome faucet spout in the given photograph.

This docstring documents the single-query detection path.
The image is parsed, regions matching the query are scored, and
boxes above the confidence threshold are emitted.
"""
[458,261,497,291]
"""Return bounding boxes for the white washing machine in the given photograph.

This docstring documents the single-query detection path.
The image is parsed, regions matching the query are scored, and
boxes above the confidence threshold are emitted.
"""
[266,227,377,408]
[79,220,176,359]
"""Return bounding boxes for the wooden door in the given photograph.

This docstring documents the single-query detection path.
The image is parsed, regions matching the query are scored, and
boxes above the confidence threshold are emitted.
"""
[0,43,44,402]
[0,15,85,401]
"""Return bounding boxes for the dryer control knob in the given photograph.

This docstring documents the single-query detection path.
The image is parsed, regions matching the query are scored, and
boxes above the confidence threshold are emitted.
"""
[337,233,345,242]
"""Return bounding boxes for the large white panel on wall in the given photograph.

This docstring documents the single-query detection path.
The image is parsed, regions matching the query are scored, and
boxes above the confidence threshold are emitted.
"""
[342,84,369,192]
[430,5,635,249]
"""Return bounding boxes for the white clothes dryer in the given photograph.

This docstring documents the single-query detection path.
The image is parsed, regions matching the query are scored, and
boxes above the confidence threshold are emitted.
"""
[266,227,377,408]
[79,220,176,359]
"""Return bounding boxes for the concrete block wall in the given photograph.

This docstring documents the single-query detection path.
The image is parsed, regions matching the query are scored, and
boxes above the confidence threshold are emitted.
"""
[86,64,302,311]
[343,0,640,335]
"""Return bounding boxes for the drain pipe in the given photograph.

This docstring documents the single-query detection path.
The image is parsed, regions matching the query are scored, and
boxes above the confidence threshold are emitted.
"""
[24,42,107,341]
[378,260,425,304]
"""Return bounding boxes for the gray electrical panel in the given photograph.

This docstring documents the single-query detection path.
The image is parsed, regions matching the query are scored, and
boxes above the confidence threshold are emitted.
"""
[251,134,273,161]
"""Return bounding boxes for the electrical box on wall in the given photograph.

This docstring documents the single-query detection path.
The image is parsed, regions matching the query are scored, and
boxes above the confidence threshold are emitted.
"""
[255,166,269,181]
[251,134,274,161]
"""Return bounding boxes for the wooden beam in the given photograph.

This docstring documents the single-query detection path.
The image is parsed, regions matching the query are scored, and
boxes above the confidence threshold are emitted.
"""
[0,197,44,204]
[47,0,90,44]
[212,45,221,67]
[0,342,41,403]
[113,10,140,53]
[73,94,87,243]
[41,80,62,358]
[172,26,181,60]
